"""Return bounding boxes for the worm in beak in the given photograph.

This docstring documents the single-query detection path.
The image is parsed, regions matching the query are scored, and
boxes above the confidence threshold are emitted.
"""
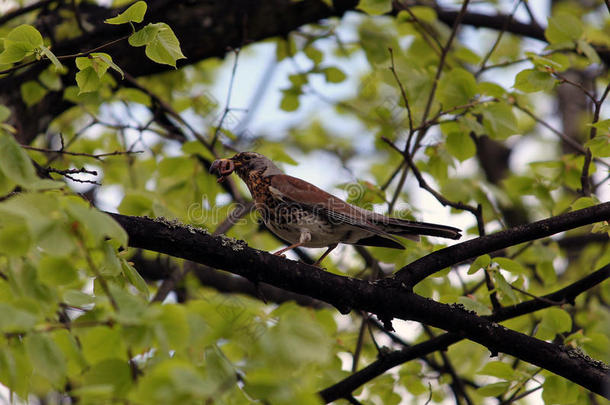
[209,159,235,183]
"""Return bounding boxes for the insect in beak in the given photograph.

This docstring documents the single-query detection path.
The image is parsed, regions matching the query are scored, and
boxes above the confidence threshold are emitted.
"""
[209,158,235,183]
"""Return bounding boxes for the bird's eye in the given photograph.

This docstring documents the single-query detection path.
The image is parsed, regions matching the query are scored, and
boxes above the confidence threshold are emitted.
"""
[243,155,252,161]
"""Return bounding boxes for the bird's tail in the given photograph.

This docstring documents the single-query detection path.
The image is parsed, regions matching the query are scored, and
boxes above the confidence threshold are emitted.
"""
[375,217,462,240]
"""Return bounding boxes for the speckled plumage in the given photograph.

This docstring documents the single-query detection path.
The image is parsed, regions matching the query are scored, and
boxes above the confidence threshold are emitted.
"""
[210,152,461,265]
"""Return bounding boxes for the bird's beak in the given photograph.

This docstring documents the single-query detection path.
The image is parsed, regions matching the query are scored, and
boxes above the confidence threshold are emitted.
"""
[209,158,236,183]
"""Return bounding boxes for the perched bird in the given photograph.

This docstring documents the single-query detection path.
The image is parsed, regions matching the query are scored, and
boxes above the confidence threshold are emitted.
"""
[210,152,461,266]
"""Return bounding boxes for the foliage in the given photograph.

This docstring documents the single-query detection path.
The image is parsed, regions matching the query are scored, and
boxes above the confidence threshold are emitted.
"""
[0,0,609,404]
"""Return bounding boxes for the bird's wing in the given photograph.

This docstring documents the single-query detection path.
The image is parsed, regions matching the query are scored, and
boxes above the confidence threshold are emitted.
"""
[269,174,461,241]
[268,174,400,240]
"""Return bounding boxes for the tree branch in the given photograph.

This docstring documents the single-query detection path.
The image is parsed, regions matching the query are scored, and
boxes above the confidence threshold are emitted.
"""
[107,209,610,399]
[394,202,610,286]
[320,264,610,402]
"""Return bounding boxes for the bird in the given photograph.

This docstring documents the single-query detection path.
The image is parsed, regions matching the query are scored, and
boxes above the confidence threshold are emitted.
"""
[209,152,461,266]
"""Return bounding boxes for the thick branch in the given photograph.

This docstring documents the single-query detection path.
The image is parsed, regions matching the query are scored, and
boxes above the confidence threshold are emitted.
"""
[108,210,610,398]
[395,202,610,286]
[129,251,326,308]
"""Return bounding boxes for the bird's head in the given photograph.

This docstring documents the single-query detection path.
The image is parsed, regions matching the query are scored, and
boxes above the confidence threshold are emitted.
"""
[209,152,283,183]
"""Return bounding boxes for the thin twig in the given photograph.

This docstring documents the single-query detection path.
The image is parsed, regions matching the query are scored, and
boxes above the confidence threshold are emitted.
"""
[45,166,100,185]
[22,145,142,160]
[388,48,414,135]
[509,284,566,306]
[501,385,543,404]
[412,0,471,153]
[351,313,368,373]
[554,72,597,103]
[381,136,482,219]
[211,48,241,148]
[0,35,130,75]
[477,0,522,76]
[4,319,114,339]
[580,82,610,196]
[395,4,444,55]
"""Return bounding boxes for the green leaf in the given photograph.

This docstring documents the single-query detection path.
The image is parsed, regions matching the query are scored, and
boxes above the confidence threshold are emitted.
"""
[527,52,568,71]
[494,257,528,275]
[0,26,44,64]
[536,307,572,341]
[0,105,10,122]
[0,168,15,196]
[99,242,122,277]
[280,90,300,112]
[63,289,95,307]
[304,46,323,65]
[118,192,154,216]
[38,256,78,286]
[437,68,477,109]
[149,303,189,351]
[116,88,151,106]
[37,222,75,256]
[25,333,67,386]
[70,385,115,401]
[0,40,32,64]
[64,199,128,246]
[76,55,107,78]
[477,81,506,98]
[477,381,510,397]
[403,6,436,23]
[536,261,557,286]
[0,344,32,398]
[545,13,583,45]
[446,131,476,162]
[492,270,518,305]
[468,254,491,275]
[480,103,518,140]
[477,361,515,380]
[82,359,132,395]
[129,23,185,67]
[542,375,580,404]
[39,45,63,70]
[570,196,598,211]
[105,1,147,24]
[513,69,556,93]
[322,66,346,83]
[577,40,600,64]
[128,24,161,46]
[457,296,491,316]
[130,359,210,403]
[0,303,38,332]
[80,326,126,364]
[0,222,31,256]
[588,119,610,131]
[0,132,39,187]
[399,363,427,395]
[121,259,149,297]
[94,53,124,79]
[39,67,62,90]
[357,0,392,15]
[76,67,101,94]
[585,135,610,158]
[6,24,44,48]
[20,81,47,107]
[454,46,481,64]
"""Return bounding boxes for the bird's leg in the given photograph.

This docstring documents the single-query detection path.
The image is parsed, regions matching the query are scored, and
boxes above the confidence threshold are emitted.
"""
[313,243,338,267]
[273,230,311,257]
[273,242,304,257]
